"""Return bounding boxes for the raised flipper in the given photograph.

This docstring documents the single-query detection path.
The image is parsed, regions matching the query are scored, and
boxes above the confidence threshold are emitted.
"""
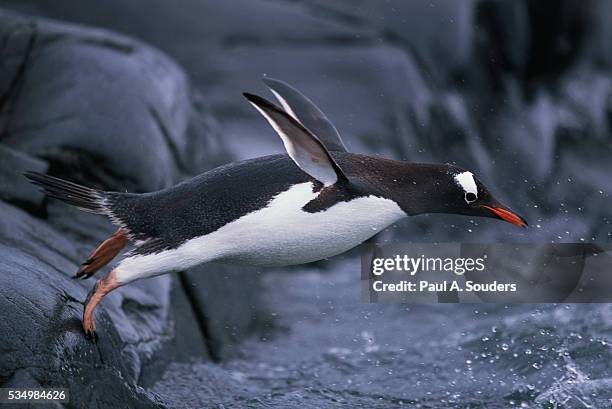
[262,77,348,152]
[244,92,347,186]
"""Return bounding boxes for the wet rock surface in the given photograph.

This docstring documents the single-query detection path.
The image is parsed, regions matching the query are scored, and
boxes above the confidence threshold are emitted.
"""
[0,1,611,408]
[0,10,241,409]
[0,144,47,207]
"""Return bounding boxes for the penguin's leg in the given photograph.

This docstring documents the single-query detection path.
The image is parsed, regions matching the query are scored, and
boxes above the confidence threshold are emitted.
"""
[82,269,121,341]
[75,228,128,279]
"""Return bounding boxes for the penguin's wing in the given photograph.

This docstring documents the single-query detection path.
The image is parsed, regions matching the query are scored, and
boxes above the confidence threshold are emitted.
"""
[244,92,347,186]
[262,77,348,152]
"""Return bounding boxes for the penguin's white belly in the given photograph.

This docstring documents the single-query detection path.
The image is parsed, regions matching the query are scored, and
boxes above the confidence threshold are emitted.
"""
[219,184,406,266]
[116,183,405,283]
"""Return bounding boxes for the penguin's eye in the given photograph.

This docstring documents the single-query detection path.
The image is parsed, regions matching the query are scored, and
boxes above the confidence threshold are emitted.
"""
[465,192,477,203]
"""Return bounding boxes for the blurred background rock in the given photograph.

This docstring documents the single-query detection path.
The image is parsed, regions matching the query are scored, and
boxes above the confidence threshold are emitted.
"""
[0,1,611,407]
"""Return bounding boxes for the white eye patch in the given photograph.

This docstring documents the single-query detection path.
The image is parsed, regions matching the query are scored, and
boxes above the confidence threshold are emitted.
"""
[454,171,478,203]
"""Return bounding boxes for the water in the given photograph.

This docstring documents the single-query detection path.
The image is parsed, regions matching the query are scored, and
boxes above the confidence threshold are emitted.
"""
[152,258,612,408]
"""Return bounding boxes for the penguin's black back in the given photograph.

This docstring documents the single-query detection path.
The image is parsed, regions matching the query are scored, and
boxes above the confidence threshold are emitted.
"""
[109,154,315,254]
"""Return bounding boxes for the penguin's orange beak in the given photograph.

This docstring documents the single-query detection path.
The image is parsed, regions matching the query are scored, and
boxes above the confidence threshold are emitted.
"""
[481,205,528,228]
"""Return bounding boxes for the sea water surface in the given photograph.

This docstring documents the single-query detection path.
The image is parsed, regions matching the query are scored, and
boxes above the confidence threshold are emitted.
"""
[152,257,612,408]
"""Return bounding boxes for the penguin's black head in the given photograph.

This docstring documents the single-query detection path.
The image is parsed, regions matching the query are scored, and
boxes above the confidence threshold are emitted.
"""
[417,165,528,228]
[380,162,528,228]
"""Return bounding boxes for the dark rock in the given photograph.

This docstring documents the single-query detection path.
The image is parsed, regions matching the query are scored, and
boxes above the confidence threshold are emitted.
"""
[0,10,229,192]
[0,144,47,207]
[0,10,242,409]
[0,193,206,407]
[137,277,211,387]
[182,263,267,360]
[0,209,164,408]
[473,0,592,94]
[2,370,66,409]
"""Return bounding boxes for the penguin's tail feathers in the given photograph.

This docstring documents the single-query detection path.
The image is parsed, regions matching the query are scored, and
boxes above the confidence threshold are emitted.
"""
[24,171,109,215]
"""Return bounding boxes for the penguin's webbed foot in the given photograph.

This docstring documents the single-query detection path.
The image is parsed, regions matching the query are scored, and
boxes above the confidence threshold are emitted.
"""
[83,327,98,343]
[82,280,100,342]
[73,258,96,280]
[74,229,128,280]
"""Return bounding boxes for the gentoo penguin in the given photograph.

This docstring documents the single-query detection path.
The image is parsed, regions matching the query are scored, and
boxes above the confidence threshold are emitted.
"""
[26,77,527,340]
